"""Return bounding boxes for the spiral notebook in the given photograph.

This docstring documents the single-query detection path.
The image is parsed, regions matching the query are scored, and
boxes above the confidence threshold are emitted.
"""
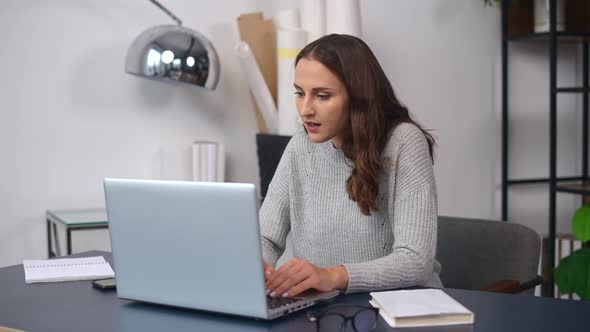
[23,256,115,283]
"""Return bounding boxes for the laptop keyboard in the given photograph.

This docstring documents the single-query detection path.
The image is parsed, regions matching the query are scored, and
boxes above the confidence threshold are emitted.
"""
[267,296,300,309]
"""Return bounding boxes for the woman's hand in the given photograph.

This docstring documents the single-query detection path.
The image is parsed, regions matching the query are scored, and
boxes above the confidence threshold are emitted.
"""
[263,261,275,281]
[265,258,349,298]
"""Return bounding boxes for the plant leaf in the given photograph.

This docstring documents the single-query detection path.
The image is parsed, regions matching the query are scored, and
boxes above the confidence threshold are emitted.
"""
[573,205,590,242]
[555,248,590,300]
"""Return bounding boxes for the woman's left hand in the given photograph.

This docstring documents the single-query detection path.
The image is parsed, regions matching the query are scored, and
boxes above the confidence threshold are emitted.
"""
[265,258,349,298]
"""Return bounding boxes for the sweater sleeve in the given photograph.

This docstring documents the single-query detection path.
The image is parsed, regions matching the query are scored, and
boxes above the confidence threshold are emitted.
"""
[258,138,294,268]
[342,125,438,293]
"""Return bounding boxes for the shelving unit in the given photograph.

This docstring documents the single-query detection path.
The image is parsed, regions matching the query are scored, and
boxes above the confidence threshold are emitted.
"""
[501,0,589,297]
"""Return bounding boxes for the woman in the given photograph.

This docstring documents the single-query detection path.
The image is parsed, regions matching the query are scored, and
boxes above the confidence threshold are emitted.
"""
[260,34,442,299]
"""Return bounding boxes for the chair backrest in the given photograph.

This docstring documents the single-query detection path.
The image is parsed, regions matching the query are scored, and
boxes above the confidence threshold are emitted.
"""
[256,134,292,198]
[436,216,541,295]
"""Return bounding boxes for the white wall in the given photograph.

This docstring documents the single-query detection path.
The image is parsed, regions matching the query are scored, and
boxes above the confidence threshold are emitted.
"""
[355,1,581,238]
[361,0,502,219]
[0,0,271,266]
[0,0,582,267]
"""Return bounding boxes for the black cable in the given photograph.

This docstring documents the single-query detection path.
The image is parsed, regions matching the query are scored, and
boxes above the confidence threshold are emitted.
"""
[148,0,182,26]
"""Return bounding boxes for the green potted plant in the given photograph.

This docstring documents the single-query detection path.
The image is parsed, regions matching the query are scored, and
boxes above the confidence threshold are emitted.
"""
[554,205,590,300]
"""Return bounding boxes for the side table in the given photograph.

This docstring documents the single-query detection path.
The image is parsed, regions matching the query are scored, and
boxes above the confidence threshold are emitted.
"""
[46,208,108,258]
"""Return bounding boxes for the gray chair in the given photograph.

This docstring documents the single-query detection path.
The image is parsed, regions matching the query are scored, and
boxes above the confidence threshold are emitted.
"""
[436,216,543,295]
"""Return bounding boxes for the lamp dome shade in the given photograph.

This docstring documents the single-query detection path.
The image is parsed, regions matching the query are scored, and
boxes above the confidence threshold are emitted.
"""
[125,25,219,90]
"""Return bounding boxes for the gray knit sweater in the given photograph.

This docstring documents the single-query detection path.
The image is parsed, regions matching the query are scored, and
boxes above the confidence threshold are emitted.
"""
[259,122,442,293]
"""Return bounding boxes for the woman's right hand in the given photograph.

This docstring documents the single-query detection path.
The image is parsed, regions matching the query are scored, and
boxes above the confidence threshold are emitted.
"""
[263,261,275,281]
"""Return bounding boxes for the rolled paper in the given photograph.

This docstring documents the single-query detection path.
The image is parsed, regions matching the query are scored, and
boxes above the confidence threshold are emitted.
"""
[276,28,307,136]
[235,41,279,134]
[273,9,300,29]
[325,0,362,38]
[301,0,326,43]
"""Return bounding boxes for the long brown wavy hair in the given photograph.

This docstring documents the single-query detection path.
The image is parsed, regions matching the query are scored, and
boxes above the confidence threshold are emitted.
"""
[295,34,435,216]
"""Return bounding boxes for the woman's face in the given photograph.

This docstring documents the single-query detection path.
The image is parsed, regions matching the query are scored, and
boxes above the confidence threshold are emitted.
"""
[294,58,350,148]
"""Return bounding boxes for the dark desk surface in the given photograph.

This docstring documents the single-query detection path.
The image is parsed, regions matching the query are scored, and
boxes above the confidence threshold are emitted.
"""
[1,251,588,332]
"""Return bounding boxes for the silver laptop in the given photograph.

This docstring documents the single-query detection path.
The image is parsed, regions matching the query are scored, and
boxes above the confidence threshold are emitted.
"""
[104,178,339,320]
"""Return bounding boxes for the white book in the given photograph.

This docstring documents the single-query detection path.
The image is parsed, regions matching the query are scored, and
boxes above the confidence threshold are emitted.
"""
[23,256,115,284]
[369,289,474,328]
[192,141,225,182]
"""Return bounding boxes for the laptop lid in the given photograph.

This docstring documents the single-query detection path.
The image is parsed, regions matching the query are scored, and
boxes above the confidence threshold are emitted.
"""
[104,178,269,319]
